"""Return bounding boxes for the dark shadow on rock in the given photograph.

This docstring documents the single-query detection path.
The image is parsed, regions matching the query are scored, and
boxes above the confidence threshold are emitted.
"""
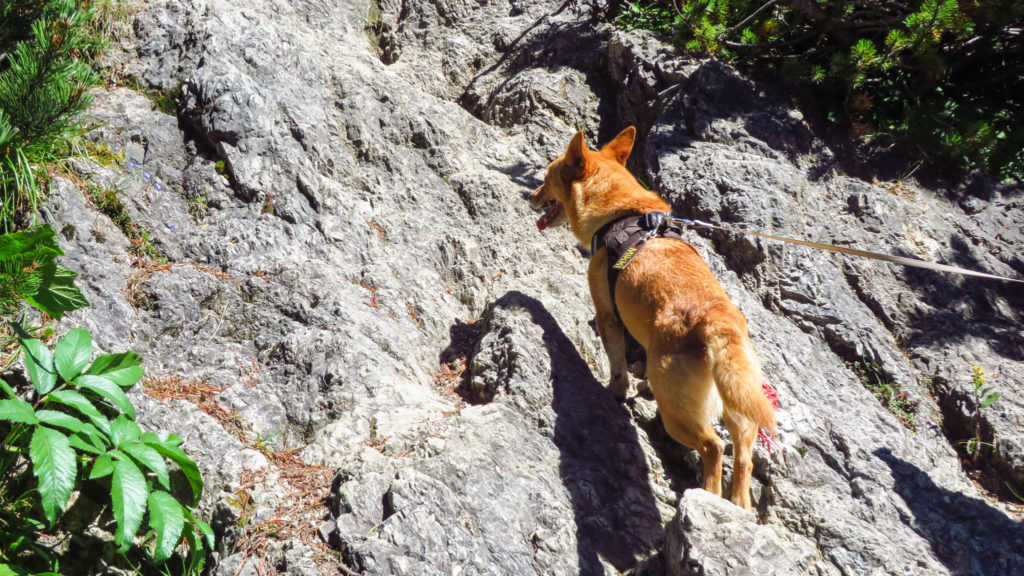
[895,240,1024,362]
[439,317,486,406]
[440,317,486,367]
[874,448,1024,576]
[462,291,665,574]
[458,4,622,143]
[488,160,541,197]
[656,60,824,169]
[467,0,577,82]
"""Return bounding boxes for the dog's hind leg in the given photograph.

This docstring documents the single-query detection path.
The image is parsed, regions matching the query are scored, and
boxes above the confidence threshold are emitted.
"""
[648,349,725,496]
[664,415,725,496]
[702,316,774,510]
[723,409,759,509]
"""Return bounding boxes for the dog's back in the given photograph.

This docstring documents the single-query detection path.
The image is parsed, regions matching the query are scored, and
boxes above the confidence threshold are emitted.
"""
[616,239,776,435]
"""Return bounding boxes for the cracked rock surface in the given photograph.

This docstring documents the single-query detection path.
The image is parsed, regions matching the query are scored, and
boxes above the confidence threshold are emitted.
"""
[40,0,1024,574]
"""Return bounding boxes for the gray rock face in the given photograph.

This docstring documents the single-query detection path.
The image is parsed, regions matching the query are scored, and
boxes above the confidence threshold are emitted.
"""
[38,0,1024,574]
[323,291,672,575]
[666,489,835,576]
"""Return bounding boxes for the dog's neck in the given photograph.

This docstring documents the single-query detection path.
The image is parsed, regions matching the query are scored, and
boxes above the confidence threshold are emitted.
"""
[569,167,670,248]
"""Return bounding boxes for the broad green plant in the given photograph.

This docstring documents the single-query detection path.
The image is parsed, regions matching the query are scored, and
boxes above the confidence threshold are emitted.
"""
[0,328,213,574]
[0,225,89,323]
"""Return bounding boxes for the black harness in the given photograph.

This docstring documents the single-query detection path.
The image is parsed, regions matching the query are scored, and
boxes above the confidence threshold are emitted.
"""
[590,211,688,322]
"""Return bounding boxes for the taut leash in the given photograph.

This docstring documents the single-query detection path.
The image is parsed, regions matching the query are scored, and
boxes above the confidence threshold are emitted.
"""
[666,216,1024,284]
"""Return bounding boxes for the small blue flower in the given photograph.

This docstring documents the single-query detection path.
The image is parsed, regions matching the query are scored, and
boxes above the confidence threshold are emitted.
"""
[167,224,175,231]
[155,183,164,191]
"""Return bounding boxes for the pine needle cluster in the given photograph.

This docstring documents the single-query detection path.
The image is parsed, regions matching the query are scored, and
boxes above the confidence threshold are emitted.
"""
[0,0,101,232]
[618,0,1024,181]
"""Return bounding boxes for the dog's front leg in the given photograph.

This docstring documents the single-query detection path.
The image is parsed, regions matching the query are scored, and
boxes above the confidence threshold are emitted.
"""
[588,252,629,399]
[597,309,629,399]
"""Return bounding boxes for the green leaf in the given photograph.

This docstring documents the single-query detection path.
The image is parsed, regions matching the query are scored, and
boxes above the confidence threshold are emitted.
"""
[86,351,144,388]
[981,392,1000,409]
[184,506,216,550]
[147,491,186,563]
[195,518,215,549]
[29,426,77,525]
[966,437,979,454]
[76,374,135,418]
[47,389,111,435]
[110,414,142,446]
[0,225,62,263]
[0,398,38,424]
[25,262,89,320]
[54,328,92,382]
[111,455,148,552]
[122,440,170,489]
[180,523,207,575]
[141,431,184,447]
[21,338,57,395]
[35,409,85,432]
[70,423,109,454]
[146,439,203,505]
[90,451,116,479]
[0,377,16,398]
[69,433,103,454]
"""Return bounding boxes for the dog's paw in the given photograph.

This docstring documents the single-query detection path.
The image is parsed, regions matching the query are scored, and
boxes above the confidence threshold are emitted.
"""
[609,374,630,401]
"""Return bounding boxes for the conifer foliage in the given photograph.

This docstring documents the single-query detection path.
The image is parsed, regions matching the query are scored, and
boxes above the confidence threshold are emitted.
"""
[0,0,100,232]
[618,0,1024,181]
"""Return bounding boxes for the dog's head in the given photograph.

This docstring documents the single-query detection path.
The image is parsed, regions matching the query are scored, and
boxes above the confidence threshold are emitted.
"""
[530,126,636,232]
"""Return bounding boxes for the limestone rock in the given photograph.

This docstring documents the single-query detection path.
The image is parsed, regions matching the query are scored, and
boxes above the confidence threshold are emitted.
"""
[36,0,1024,574]
[666,489,837,576]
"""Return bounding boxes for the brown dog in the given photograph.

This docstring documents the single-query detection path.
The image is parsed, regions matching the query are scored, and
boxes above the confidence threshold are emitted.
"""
[530,127,776,509]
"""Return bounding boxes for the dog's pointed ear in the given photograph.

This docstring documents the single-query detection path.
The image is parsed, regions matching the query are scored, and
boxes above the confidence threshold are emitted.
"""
[565,130,588,176]
[565,130,589,179]
[602,126,636,165]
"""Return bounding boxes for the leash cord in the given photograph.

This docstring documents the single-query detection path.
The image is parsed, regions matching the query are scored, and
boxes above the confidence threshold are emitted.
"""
[667,216,1024,284]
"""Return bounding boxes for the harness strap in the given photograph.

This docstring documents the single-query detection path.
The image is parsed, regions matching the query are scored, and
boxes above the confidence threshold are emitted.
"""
[591,211,687,323]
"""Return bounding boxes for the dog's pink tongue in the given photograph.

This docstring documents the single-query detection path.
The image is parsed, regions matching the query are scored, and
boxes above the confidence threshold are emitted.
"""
[536,203,558,230]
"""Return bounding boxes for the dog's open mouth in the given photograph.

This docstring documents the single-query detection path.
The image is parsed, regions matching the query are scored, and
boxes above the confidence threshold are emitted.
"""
[536,199,562,230]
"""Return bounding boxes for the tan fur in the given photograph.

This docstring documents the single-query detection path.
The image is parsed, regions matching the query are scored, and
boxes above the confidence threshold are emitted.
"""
[530,127,776,509]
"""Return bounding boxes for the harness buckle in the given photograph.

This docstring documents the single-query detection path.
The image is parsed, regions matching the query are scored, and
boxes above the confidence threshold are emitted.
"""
[642,211,668,232]
[642,211,669,242]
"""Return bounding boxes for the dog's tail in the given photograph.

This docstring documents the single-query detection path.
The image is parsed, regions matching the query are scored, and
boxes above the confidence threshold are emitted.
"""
[702,320,777,435]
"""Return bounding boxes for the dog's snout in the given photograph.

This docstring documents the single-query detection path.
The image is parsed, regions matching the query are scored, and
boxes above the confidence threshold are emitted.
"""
[529,183,546,208]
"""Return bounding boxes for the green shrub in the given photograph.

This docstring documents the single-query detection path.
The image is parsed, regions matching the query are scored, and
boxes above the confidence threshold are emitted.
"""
[0,0,103,232]
[618,1,676,32]
[0,222,212,573]
[617,0,1024,181]
[0,224,89,328]
[0,328,213,574]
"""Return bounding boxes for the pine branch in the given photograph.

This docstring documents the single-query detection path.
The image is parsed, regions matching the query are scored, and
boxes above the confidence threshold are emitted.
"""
[724,0,779,36]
